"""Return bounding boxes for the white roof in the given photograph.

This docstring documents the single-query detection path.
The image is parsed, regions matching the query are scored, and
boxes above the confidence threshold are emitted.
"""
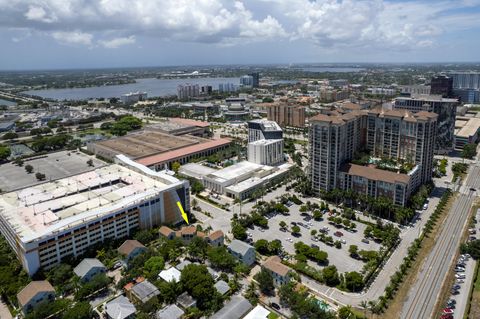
[179,163,217,180]
[206,161,269,183]
[0,158,182,243]
[159,267,181,283]
[243,305,270,319]
[105,295,136,319]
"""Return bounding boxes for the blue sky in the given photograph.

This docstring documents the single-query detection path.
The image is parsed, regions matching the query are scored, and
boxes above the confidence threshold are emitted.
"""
[1,0,480,70]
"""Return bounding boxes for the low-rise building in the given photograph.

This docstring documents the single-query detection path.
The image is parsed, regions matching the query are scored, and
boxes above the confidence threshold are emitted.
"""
[159,267,181,283]
[159,226,176,239]
[211,295,253,319]
[206,230,224,247]
[17,280,55,314]
[129,279,160,304]
[73,258,106,282]
[228,240,256,266]
[118,239,147,262]
[454,117,480,150]
[244,305,271,319]
[105,295,136,319]
[156,304,185,319]
[177,292,197,309]
[262,256,292,286]
[214,280,230,296]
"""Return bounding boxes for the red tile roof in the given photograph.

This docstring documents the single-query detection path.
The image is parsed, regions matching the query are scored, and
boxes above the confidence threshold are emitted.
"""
[118,240,146,256]
[170,118,210,128]
[17,281,55,307]
[340,163,411,184]
[263,256,291,277]
[136,138,231,166]
[208,230,224,241]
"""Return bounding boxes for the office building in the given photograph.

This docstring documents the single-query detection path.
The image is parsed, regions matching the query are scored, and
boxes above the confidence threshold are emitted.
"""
[177,84,200,100]
[430,75,453,97]
[88,126,230,170]
[0,155,190,275]
[266,103,306,128]
[450,72,480,90]
[240,75,254,88]
[454,88,480,103]
[121,92,147,105]
[200,85,212,95]
[218,83,237,93]
[247,119,283,166]
[248,72,260,88]
[400,85,431,96]
[329,79,349,87]
[394,95,458,153]
[309,108,437,206]
[454,117,480,150]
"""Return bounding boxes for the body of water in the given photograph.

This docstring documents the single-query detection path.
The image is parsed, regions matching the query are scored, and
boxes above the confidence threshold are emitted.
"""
[0,98,17,106]
[22,77,239,101]
[301,67,366,73]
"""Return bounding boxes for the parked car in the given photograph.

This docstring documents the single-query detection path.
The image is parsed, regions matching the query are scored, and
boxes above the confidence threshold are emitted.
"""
[440,315,453,319]
[334,231,344,237]
[451,289,460,295]
[361,238,370,244]
[442,308,454,314]
[423,203,428,210]
[271,302,280,310]
[452,284,461,290]
[311,244,319,249]
[455,273,466,279]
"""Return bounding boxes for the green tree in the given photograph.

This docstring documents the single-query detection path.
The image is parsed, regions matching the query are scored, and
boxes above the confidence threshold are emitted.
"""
[35,172,46,181]
[291,225,301,235]
[462,143,477,159]
[0,145,10,161]
[2,132,18,140]
[207,246,237,272]
[348,245,358,257]
[254,239,270,255]
[172,161,181,173]
[25,164,34,173]
[337,306,355,319]
[157,280,179,304]
[232,222,247,240]
[134,229,156,245]
[188,236,208,261]
[322,265,340,286]
[143,256,165,280]
[279,220,287,229]
[254,268,274,295]
[61,301,93,319]
[180,264,221,311]
[86,159,93,167]
[344,271,364,292]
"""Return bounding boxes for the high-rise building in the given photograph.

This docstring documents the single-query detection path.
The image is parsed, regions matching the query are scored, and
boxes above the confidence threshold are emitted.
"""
[247,120,283,166]
[394,95,458,153]
[267,103,306,128]
[450,72,480,90]
[240,75,254,88]
[218,83,237,93]
[121,92,147,105]
[248,72,260,88]
[177,84,200,100]
[200,85,212,95]
[308,109,437,206]
[430,75,453,97]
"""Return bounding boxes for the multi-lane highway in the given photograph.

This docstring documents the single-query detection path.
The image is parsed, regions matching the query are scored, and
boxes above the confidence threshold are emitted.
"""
[401,163,480,319]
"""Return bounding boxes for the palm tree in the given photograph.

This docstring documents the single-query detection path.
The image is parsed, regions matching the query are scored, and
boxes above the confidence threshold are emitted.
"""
[234,197,242,215]
[360,300,368,318]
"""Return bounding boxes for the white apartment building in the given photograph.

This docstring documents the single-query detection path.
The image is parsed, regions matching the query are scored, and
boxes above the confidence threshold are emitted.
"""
[121,91,147,105]
[0,155,190,276]
[247,139,284,166]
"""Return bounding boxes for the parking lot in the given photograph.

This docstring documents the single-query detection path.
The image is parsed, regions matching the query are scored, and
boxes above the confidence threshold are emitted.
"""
[0,150,105,192]
[247,202,382,274]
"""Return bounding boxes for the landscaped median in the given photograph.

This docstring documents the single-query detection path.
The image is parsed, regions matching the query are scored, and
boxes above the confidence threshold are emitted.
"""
[369,189,453,315]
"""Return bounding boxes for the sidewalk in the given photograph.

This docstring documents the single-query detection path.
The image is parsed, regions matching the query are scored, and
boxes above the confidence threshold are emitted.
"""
[0,300,12,319]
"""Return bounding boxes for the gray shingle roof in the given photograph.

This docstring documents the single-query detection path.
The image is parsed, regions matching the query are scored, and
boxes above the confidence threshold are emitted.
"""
[73,258,105,278]
[175,260,192,271]
[228,240,254,256]
[156,304,185,319]
[214,280,230,295]
[131,280,160,303]
[211,295,252,319]
[105,295,136,319]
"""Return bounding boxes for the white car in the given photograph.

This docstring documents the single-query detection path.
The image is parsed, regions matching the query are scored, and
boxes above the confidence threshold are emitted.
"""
[423,203,428,210]
[455,273,466,279]
[341,239,347,244]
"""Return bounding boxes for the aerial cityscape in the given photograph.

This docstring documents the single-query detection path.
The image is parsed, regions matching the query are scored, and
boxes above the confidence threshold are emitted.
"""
[1,1,480,319]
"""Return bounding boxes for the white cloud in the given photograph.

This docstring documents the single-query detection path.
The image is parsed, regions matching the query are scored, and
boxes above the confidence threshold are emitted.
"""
[0,0,479,52]
[99,35,135,48]
[25,5,57,23]
[51,31,93,46]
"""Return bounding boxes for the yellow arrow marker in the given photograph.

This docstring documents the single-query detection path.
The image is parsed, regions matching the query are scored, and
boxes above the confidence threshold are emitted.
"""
[177,201,189,224]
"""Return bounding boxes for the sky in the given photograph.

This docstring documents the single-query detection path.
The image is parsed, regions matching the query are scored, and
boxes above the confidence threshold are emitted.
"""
[1,0,480,70]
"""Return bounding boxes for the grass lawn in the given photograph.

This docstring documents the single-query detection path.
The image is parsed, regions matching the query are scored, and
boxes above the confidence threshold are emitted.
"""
[267,312,279,319]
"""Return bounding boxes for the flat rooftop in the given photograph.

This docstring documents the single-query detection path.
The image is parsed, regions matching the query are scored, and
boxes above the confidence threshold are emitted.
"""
[94,130,205,159]
[248,119,282,131]
[340,163,411,184]
[179,163,217,180]
[455,117,480,138]
[395,94,458,103]
[206,161,269,184]
[136,138,231,166]
[0,162,180,242]
[0,151,106,193]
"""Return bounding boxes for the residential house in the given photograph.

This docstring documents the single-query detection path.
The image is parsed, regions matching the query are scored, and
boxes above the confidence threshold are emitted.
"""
[156,304,185,319]
[73,258,106,282]
[105,295,136,319]
[118,239,147,261]
[159,267,181,283]
[214,280,230,296]
[262,256,292,286]
[228,240,256,266]
[206,230,224,247]
[17,281,55,314]
[159,226,176,240]
[177,292,197,310]
[130,279,160,304]
[211,295,253,319]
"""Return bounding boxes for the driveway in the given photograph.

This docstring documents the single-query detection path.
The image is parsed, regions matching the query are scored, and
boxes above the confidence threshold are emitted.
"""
[0,300,12,319]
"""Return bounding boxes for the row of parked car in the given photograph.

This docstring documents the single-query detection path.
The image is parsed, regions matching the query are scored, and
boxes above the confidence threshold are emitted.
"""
[442,254,471,318]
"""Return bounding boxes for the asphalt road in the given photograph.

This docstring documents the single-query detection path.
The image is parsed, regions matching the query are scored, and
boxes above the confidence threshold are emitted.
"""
[401,163,480,319]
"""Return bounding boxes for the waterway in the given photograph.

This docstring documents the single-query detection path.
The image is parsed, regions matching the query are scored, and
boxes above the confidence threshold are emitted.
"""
[0,98,17,106]
[22,77,239,101]
[300,67,365,73]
